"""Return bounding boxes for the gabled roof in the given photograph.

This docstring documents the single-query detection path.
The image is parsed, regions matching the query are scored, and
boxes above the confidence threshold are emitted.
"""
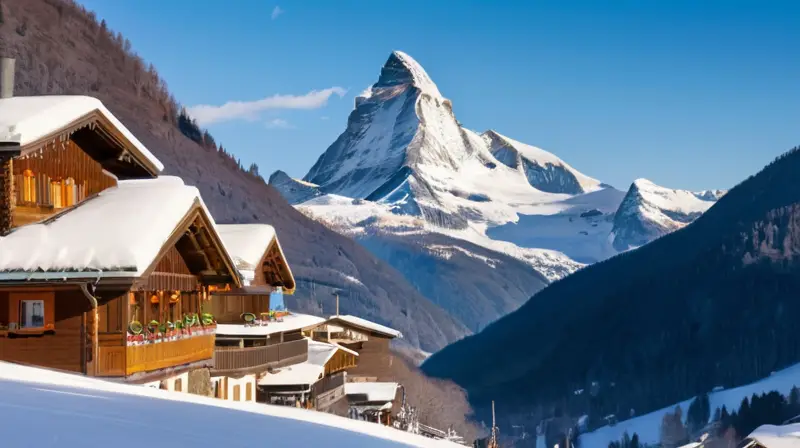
[0,95,163,176]
[324,315,403,339]
[0,176,238,284]
[217,224,296,294]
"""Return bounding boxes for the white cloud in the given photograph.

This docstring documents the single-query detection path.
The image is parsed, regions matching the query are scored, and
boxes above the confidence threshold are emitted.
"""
[187,87,346,126]
[271,6,284,20]
[266,118,293,129]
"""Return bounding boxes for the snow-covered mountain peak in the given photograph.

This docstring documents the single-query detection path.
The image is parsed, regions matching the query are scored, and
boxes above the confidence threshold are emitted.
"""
[611,179,725,251]
[482,130,602,194]
[375,50,443,99]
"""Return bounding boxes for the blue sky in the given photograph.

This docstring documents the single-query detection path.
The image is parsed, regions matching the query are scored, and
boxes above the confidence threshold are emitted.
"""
[79,0,799,191]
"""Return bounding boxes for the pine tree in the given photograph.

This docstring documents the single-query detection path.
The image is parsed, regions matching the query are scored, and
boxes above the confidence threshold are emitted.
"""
[713,407,721,422]
[630,433,640,448]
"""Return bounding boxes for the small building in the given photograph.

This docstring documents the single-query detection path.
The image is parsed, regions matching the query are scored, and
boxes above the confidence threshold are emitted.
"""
[0,176,240,389]
[308,314,402,378]
[345,381,401,426]
[258,339,358,411]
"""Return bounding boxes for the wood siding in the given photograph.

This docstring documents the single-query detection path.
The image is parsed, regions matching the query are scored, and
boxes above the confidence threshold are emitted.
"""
[341,336,394,378]
[12,140,117,227]
[0,290,90,373]
[126,334,214,376]
[209,294,269,325]
[212,338,308,376]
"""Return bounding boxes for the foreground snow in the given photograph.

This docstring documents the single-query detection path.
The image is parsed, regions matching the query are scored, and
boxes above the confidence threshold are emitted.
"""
[0,362,460,447]
[581,362,800,447]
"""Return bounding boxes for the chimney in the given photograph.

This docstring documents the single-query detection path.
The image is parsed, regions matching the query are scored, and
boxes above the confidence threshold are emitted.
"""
[1,58,15,99]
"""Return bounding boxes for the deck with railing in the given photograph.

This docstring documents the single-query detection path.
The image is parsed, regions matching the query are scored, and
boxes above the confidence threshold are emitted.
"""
[96,334,215,377]
[211,338,308,375]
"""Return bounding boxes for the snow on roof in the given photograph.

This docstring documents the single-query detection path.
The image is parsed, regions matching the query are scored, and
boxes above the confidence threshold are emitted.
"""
[0,361,460,448]
[0,176,231,280]
[258,339,358,387]
[217,224,276,272]
[0,95,164,173]
[216,224,295,292]
[345,382,399,403]
[328,315,403,339]
[215,313,326,337]
[745,424,800,448]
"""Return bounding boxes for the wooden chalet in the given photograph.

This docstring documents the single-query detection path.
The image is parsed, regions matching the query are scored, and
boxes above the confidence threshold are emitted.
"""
[0,94,163,234]
[308,314,402,379]
[208,224,311,402]
[0,87,239,389]
[740,423,800,448]
[0,176,241,387]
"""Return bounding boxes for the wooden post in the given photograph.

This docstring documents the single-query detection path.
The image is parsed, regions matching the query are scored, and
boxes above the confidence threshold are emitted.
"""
[0,155,14,234]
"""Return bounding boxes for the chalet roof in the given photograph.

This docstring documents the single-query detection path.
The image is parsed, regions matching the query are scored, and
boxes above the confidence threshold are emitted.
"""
[257,339,358,387]
[744,424,800,448]
[324,315,403,339]
[345,382,399,404]
[215,312,325,337]
[0,176,238,283]
[217,224,296,294]
[0,95,164,174]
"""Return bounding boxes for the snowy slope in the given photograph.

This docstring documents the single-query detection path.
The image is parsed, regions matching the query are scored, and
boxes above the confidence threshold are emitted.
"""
[610,179,725,251]
[0,361,460,448]
[580,362,800,447]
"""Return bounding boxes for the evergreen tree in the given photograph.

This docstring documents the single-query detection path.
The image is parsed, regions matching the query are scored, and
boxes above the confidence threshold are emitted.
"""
[630,433,640,448]
[713,407,721,423]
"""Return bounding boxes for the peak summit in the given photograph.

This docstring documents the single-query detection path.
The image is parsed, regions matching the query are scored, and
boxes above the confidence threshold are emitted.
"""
[376,51,442,98]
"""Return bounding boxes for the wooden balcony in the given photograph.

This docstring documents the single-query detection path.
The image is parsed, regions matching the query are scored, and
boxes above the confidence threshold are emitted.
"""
[212,338,308,376]
[96,334,215,377]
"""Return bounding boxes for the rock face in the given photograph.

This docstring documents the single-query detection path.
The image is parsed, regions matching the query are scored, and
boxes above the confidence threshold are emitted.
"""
[272,51,723,334]
[611,179,725,251]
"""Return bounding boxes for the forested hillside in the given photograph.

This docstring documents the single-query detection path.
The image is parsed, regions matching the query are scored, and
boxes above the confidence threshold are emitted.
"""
[424,145,800,432]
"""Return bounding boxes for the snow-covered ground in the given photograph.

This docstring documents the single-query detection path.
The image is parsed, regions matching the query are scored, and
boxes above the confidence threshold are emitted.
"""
[0,362,460,447]
[581,362,800,447]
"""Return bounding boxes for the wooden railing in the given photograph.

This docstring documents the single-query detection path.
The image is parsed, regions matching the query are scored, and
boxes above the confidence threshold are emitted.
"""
[314,373,347,411]
[212,338,308,375]
[126,334,215,376]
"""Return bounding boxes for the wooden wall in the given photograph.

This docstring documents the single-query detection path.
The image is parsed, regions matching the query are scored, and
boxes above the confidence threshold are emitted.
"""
[210,294,269,324]
[12,140,117,227]
[0,289,91,373]
[341,336,394,378]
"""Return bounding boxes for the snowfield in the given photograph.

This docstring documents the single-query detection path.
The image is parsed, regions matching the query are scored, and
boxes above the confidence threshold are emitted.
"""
[580,362,800,447]
[0,362,460,447]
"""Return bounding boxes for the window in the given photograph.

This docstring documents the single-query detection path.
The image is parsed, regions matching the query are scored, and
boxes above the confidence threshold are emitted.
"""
[246,383,253,401]
[19,300,45,329]
[233,385,240,402]
[174,378,182,392]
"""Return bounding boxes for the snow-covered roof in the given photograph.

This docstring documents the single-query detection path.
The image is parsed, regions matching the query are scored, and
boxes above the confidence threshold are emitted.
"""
[326,315,403,339]
[0,361,461,447]
[745,424,800,448]
[0,95,163,173]
[258,339,358,387]
[215,313,325,337]
[216,224,295,293]
[0,176,236,282]
[345,382,399,403]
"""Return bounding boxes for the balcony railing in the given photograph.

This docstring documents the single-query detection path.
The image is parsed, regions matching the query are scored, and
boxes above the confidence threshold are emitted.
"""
[212,338,308,375]
[126,334,215,376]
